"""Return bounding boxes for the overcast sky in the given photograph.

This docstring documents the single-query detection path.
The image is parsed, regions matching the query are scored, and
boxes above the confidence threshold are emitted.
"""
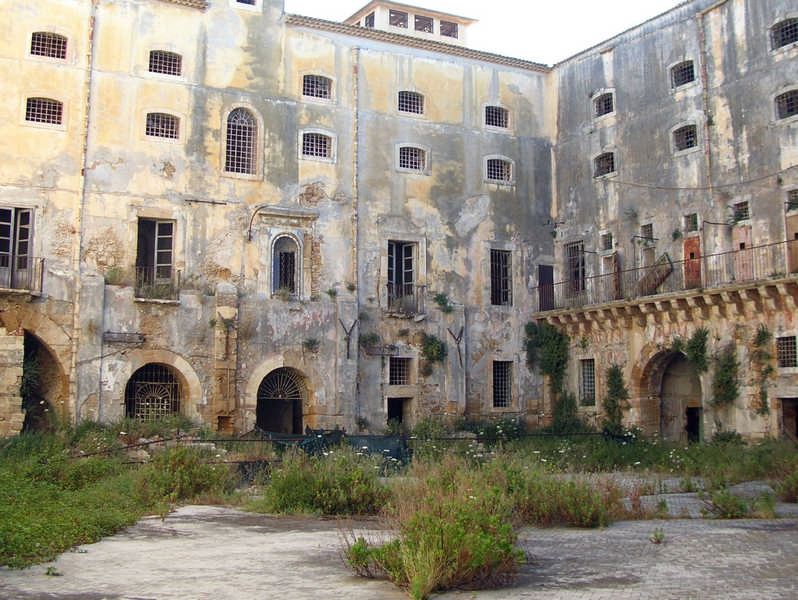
[283,0,686,65]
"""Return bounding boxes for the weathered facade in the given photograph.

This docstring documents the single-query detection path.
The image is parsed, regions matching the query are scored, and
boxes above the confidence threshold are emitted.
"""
[0,0,796,439]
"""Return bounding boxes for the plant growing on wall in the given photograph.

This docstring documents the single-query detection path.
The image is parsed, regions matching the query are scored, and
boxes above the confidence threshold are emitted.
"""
[421,333,447,363]
[751,324,774,416]
[602,364,630,435]
[525,322,569,396]
[302,338,320,353]
[432,293,454,314]
[685,327,709,373]
[711,345,739,408]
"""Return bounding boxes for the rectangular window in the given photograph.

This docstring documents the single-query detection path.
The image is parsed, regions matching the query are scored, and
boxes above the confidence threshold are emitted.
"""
[776,90,798,120]
[486,159,512,182]
[580,359,596,406]
[145,113,179,139]
[440,20,458,38]
[388,241,416,312]
[685,213,699,232]
[788,190,798,212]
[772,18,798,50]
[25,97,62,125]
[0,207,34,290]
[302,74,331,100]
[364,12,375,28]
[594,93,614,117]
[492,361,512,408]
[490,249,512,306]
[236,0,256,5]
[398,146,425,172]
[671,60,695,88]
[485,105,509,128]
[601,232,613,251]
[398,91,424,114]
[302,133,331,158]
[30,32,67,59]
[640,224,654,242]
[415,15,433,33]
[777,336,797,368]
[565,240,585,294]
[148,50,182,76]
[673,124,697,151]
[135,219,176,299]
[733,201,750,221]
[389,357,411,385]
[389,10,408,28]
[594,152,615,177]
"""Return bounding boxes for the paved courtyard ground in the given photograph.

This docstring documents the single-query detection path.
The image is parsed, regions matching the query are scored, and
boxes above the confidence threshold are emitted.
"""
[1,503,797,600]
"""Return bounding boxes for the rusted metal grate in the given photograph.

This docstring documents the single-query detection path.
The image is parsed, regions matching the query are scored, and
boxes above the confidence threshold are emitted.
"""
[30,32,67,59]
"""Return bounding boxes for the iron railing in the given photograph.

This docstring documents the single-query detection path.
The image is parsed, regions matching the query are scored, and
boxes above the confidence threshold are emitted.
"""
[386,282,423,314]
[0,256,44,294]
[135,266,181,301]
[533,239,798,313]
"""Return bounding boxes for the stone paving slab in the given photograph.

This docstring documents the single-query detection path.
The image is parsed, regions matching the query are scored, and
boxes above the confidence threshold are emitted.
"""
[1,505,797,600]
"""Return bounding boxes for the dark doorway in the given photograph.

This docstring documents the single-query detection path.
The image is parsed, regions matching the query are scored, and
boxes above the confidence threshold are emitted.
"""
[782,398,798,439]
[387,397,410,425]
[256,368,306,434]
[685,407,702,443]
[538,264,554,311]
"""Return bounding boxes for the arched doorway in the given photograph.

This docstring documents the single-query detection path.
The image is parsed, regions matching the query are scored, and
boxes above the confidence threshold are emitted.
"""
[125,363,182,421]
[21,331,68,431]
[660,354,702,443]
[256,367,307,434]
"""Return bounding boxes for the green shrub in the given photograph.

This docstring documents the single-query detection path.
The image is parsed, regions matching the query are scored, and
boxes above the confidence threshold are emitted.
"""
[700,488,749,519]
[777,461,798,503]
[602,364,629,435]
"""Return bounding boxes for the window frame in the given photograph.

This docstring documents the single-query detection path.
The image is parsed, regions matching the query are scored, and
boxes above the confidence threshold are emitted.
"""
[777,335,797,368]
[490,248,512,307]
[440,20,458,39]
[28,31,68,61]
[144,111,181,141]
[222,105,261,179]
[579,358,596,406]
[484,155,515,185]
[396,144,429,175]
[388,356,413,386]
[565,240,586,296]
[230,0,261,12]
[591,90,615,120]
[670,60,696,89]
[0,206,36,292]
[301,73,334,103]
[22,96,65,130]
[389,9,408,28]
[771,17,798,51]
[414,15,433,33]
[672,123,699,154]
[492,360,513,409]
[775,89,798,122]
[593,151,616,178]
[397,90,425,116]
[684,213,699,233]
[147,49,183,78]
[484,104,510,130]
[298,129,336,163]
[135,217,177,300]
[271,234,301,298]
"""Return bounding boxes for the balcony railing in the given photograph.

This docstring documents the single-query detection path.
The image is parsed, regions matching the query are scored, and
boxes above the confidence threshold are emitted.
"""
[533,239,798,313]
[386,283,423,315]
[0,256,44,294]
[135,266,181,301]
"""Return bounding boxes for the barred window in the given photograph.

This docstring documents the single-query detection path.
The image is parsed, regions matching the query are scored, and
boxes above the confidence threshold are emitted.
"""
[389,357,411,385]
[772,18,798,50]
[225,108,257,175]
[671,61,695,88]
[148,50,182,76]
[398,146,426,172]
[594,92,614,117]
[641,223,654,241]
[601,232,613,251]
[594,152,615,177]
[30,32,67,59]
[398,90,424,114]
[389,10,408,28]
[493,361,512,408]
[485,105,509,128]
[733,201,750,221]
[125,363,181,421]
[302,74,332,100]
[565,240,586,294]
[145,112,179,139]
[776,90,798,120]
[25,97,63,125]
[788,189,798,212]
[486,158,512,182]
[415,15,433,33]
[302,132,331,159]
[490,249,512,306]
[685,213,699,232]
[440,20,458,38]
[673,124,698,151]
[580,359,596,406]
[777,336,797,368]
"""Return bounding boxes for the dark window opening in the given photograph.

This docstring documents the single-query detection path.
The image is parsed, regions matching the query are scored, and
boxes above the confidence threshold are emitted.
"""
[580,358,595,406]
[302,132,331,158]
[594,152,615,177]
[136,218,175,298]
[273,236,298,295]
[415,15,433,33]
[674,124,697,151]
[490,249,512,306]
[398,90,424,114]
[398,146,425,171]
[25,97,62,125]
[302,74,332,99]
[388,240,416,311]
[486,159,512,182]
[776,90,798,120]
[772,18,798,50]
[389,357,411,385]
[493,361,512,408]
[671,60,695,88]
[685,407,702,443]
[788,189,798,211]
[364,12,375,28]
[777,336,797,368]
[0,207,34,290]
[440,20,458,38]
[485,105,509,128]
[387,397,409,426]
[594,92,614,117]
[125,364,181,421]
[389,10,408,28]
[225,108,256,174]
[733,201,750,221]
[148,50,182,76]
[145,112,179,139]
[236,0,256,5]
[601,232,613,251]
[685,213,699,232]
[30,32,67,59]
[565,240,585,295]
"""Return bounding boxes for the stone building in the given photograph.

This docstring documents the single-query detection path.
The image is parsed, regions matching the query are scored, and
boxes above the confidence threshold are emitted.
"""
[0,0,795,440]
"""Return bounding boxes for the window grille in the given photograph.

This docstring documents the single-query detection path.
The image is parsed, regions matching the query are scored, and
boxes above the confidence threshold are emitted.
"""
[302,74,331,99]
[772,18,798,50]
[440,20,458,38]
[389,10,408,28]
[273,236,297,294]
[225,108,256,174]
[256,368,306,434]
[25,97,62,125]
[399,146,425,171]
[146,113,179,139]
[685,213,699,232]
[148,50,182,76]
[594,93,614,117]
[493,361,512,408]
[486,159,512,182]
[673,124,697,151]
[398,91,424,114]
[415,15,433,33]
[671,61,695,88]
[125,364,181,421]
[733,201,749,221]
[776,90,798,120]
[565,240,585,294]
[30,32,67,59]
[302,133,330,158]
[601,233,613,251]
[389,357,411,385]
[641,223,654,241]
[490,249,512,306]
[485,105,509,128]
[777,336,797,368]
[580,359,596,406]
[594,152,615,177]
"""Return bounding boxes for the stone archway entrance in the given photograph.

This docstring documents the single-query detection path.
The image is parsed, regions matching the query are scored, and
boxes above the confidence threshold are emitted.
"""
[256,367,307,434]
[125,363,183,421]
[22,331,68,431]
[660,354,702,443]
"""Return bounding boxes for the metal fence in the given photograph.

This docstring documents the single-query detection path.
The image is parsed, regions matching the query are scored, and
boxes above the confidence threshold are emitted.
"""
[533,239,797,313]
[135,266,181,300]
[0,256,44,293]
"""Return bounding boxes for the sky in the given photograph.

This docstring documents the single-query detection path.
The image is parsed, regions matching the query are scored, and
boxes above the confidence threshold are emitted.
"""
[283,0,686,66]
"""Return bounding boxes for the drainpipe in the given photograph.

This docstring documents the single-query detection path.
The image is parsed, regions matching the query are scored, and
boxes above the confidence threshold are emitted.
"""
[72,0,99,423]
[352,47,361,426]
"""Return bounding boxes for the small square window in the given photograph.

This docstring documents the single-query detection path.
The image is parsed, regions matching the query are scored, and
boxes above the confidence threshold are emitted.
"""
[492,361,512,408]
[673,125,698,151]
[25,97,63,125]
[302,132,331,159]
[594,93,614,117]
[788,190,798,212]
[776,90,798,120]
[415,15,433,33]
[685,213,699,232]
[671,61,695,88]
[389,10,408,28]
[398,146,426,172]
[777,336,797,368]
[580,359,595,406]
[398,91,424,114]
[146,112,179,139]
[772,18,798,50]
[149,50,182,76]
[733,201,749,221]
[485,105,509,128]
[486,158,512,182]
[594,152,615,177]
[440,20,458,38]
[302,74,332,100]
[30,32,67,59]
[389,357,411,385]
[601,232,613,251]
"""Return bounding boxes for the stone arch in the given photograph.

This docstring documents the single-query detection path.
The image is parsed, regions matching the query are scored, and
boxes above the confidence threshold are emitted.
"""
[244,354,314,433]
[255,367,308,434]
[21,330,69,429]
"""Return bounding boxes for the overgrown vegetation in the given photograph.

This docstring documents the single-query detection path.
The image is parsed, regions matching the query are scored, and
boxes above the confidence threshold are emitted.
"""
[602,364,629,435]
[751,324,774,416]
[525,322,569,395]
[712,345,740,408]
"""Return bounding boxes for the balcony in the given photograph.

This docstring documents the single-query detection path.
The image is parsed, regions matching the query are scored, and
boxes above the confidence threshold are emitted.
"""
[0,256,44,294]
[386,283,424,316]
[533,239,798,314]
[135,266,181,301]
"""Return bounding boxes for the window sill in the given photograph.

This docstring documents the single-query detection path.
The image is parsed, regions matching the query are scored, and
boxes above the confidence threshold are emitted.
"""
[134,297,180,305]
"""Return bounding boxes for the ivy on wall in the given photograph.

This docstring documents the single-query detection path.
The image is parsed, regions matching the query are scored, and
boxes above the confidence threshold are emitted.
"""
[525,321,569,396]
[711,345,739,408]
[602,364,629,435]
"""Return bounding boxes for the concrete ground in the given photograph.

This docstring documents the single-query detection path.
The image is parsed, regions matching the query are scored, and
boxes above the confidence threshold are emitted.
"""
[1,501,797,600]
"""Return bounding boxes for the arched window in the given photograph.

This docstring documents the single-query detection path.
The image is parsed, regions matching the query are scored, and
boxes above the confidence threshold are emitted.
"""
[594,152,616,177]
[673,124,698,151]
[771,18,798,50]
[485,157,513,183]
[125,363,181,421]
[225,108,257,175]
[302,74,332,99]
[272,236,298,295]
[670,60,695,88]
[398,90,424,114]
[25,97,63,125]
[30,32,67,59]
[593,92,614,117]
[776,90,798,120]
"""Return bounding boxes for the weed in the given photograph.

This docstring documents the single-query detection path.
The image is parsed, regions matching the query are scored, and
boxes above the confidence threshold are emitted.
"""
[650,527,665,544]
